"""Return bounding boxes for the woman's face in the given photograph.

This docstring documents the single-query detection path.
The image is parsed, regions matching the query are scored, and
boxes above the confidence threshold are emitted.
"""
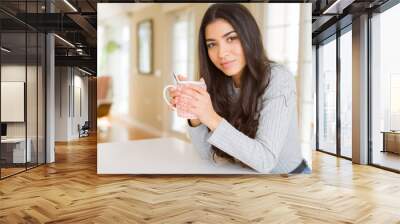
[205,19,246,77]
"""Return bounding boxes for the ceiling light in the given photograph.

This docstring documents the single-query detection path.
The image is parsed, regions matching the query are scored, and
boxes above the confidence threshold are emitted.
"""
[1,47,11,53]
[76,48,85,55]
[54,34,75,48]
[63,0,78,12]
[78,67,92,76]
[322,0,355,14]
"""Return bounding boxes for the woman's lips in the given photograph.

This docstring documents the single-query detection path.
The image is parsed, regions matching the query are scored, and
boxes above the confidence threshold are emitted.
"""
[221,60,235,69]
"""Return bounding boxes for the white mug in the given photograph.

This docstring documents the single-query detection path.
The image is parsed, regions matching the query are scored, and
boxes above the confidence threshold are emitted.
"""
[163,81,206,119]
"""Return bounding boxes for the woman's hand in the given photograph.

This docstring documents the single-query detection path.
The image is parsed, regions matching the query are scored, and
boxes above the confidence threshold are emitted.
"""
[168,75,202,127]
[167,74,188,109]
[180,80,222,131]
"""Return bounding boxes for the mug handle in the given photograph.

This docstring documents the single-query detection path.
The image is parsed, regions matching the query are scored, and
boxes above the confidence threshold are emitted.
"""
[163,85,176,110]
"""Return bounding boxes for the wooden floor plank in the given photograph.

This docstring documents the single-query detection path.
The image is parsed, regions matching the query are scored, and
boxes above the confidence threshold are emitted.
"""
[0,133,400,223]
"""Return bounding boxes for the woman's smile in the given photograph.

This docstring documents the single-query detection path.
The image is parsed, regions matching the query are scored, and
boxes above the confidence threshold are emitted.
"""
[221,60,236,69]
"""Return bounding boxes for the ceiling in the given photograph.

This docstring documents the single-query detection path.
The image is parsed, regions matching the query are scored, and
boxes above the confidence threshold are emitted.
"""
[311,0,391,44]
[0,0,394,75]
[0,0,98,74]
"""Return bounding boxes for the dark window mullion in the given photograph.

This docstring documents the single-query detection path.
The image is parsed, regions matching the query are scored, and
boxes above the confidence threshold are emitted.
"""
[0,24,2,179]
[337,29,341,158]
[367,10,374,166]
[36,1,39,167]
[25,1,28,171]
[316,45,320,150]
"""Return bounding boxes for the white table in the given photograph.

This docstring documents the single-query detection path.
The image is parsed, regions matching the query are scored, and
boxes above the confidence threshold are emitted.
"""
[1,138,31,163]
[97,138,258,174]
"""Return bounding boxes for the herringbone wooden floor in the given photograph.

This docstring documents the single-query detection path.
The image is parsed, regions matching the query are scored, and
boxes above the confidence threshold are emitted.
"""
[1,134,400,223]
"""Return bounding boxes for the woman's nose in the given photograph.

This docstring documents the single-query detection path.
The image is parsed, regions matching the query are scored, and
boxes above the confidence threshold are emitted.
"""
[218,43,229,59]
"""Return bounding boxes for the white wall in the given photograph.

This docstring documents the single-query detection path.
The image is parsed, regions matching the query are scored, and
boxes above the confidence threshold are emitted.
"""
[72,74,89,138]
[1,64,46,164]
[1,65,36,138]
[55,67,89,141]
[55,67,69,141]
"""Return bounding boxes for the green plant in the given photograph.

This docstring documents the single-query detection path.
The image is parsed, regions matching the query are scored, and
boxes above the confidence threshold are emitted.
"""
[100,40,121,74]
[105,41,120,54]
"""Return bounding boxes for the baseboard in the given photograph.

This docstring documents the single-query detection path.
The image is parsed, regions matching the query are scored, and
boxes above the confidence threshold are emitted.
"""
[121,117,165,137]
[128,119,166,137]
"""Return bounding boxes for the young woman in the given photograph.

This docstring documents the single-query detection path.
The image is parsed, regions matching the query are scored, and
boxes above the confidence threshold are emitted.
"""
[169,3,309,174]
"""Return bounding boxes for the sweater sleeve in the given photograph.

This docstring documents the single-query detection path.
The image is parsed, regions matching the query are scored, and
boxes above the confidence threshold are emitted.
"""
[207,65,297,173]
[187,122,213,159]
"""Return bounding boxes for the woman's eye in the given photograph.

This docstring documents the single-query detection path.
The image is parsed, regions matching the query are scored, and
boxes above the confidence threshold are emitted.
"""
[207,43,215,49]
[227,36,237,42]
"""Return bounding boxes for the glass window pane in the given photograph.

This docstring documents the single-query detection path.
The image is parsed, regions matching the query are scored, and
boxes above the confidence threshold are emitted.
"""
[318,38,337,154]
[0,1,46,179]
[27,31,38,169]
[264,4,300,76]
[1,31,27,177]
[371,3,400,171]
[171,11,195,133]
[340,30,352,158]
[38,33,46,165]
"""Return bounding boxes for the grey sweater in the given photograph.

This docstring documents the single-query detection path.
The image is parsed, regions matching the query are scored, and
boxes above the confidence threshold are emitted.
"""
[187,64,304,174]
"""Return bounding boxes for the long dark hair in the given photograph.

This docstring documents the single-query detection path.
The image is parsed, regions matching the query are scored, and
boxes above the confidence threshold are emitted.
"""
[198,3,272,161]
